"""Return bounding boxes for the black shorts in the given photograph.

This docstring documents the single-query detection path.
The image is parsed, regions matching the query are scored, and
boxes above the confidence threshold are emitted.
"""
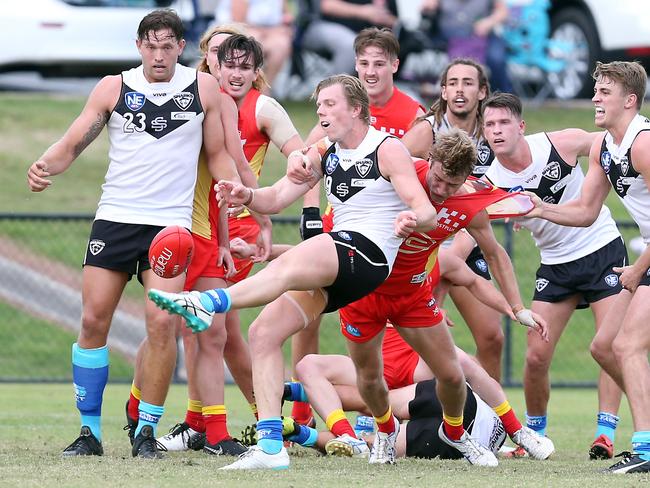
[83,219,166,281]
[405,379,477,460]
[534,237,628,309]
[323,231,389,313]
[466,246,491,280]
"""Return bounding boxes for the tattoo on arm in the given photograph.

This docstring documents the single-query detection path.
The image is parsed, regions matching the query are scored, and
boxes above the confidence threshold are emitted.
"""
[73,111,109,158]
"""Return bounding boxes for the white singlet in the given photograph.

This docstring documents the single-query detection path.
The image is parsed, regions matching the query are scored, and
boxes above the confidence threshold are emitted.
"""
[96,64,204,228]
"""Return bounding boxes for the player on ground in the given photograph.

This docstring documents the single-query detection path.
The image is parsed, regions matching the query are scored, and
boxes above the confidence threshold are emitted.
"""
[26,9,240,458]
[525,61,650,474]
[148,74,439,469]
[292,26,425,425]
[401,58,504,381]
[482,91,625,458]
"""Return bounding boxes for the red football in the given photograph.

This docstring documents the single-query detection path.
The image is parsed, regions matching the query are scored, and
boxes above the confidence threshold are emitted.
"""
[148,226,194,279]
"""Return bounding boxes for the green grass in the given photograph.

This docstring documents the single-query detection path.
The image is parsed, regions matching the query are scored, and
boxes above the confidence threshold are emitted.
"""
[0,383,647,487]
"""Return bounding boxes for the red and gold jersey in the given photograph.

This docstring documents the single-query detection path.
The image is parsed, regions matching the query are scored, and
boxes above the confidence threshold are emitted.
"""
[375,160,518,295]
[190,151,219,240]
[369,87,424,138]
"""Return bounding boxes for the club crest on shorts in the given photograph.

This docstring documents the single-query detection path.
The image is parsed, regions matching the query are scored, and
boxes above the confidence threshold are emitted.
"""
[88,239,105,256]
[601,151,611,174]
[542,161,561,181]
[535,278,549,292]
[325,154,339,175]
[475,258,488,273]
[355,158,373,177]
[477,143,491,164]
[173,92,194,110]
[124,91,146,111]
[604,274,619,287]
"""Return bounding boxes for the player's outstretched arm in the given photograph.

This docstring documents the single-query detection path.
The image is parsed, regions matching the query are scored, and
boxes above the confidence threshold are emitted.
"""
[27,75,119,191]
[402,119,434,159]
[526,134,610,226]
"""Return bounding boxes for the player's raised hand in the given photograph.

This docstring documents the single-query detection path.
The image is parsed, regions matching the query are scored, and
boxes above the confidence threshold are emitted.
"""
[217,244,236,279]
[27,160,52,192]
[287,148,315,185]
[521,191,544,218]
[612,264,643,293]
[394,210,418,238]
[215,180,251,207]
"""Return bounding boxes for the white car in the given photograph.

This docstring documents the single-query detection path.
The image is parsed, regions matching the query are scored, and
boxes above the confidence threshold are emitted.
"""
[549,0,650,99]
[2,0,196,77]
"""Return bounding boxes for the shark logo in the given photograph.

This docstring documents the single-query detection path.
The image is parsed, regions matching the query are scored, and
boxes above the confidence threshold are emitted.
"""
[477,144,491,164]
[355,158,373,177]
[542,161,561,181]
[620,156,629,176]
[535,278,549,292]
[89,239,105,256]
[173,92,194,110]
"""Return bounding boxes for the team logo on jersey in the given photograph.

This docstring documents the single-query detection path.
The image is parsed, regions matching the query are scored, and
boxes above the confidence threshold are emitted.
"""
[542,161,561,181]
[604,274,619,287]
[355,158,373,177]
[508,185,524,193]
[477,144,491,164]
[325,154,339,175]
[344,322,362,337]
[88,239,105,256]
[436,207,468,232]
[601,151,611,174]
[535,278,549,292]
[475,259,488,273]
[173,92,194,110]
[337,231,352,241]
[620,156,629,176]
[410,271,427,284]
[124,91,146,111]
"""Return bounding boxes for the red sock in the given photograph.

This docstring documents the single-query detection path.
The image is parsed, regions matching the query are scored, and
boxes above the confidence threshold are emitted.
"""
[185,409,205,433]
[127,392,140,421]
[203,405,230,445]
[495,403,523,437]
[442,416,464,441]
[375,408,396,435]
[291,401,313,424]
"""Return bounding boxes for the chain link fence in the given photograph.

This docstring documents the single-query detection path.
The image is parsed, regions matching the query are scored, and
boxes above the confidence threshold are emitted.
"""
[0,214,642,386]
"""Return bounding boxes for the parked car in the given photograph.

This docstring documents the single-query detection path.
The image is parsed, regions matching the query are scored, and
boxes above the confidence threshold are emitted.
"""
[549,0,650,99]
[1,0,196,77]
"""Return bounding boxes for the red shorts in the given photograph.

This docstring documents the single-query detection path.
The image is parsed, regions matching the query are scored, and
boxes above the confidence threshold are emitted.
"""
[184,233,226,291]
[382,326,420,389]
[228,215,260,284]
[322,209,334,233]
[339,282,444,343]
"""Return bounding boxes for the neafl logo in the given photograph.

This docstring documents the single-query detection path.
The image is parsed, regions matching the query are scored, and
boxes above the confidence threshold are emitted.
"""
[152,247,180,277]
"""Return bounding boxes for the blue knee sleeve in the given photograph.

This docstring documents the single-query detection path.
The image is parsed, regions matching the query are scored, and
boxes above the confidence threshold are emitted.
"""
[72,343,109,439]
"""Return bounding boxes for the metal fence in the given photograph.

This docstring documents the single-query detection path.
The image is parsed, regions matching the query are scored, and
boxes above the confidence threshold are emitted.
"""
[0,214,641,387]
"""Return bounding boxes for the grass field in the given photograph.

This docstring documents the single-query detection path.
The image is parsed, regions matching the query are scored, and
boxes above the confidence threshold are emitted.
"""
[0,383,647,487]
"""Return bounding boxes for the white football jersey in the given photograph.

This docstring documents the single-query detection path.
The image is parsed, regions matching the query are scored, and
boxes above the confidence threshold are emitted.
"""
[485,133,620,264]
[600,114,650,243]
[96,64,204,228]
[321,127,408,270]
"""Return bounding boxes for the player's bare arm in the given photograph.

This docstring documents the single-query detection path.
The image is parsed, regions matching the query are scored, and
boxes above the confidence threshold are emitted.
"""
[199,72,240,184]
[467,210,548,339]
[527,133,611,225]
[217,175,314,215]
[220,92,259,189]
[27,75,120,192]
[402,119,434,159]
[439,251,515,319]
[547,128,601,164]
[378,138,437,232]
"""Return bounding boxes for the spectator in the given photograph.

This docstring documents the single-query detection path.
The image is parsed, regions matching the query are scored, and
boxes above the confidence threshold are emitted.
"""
[422,0,513,92]
[299,0,398,76]
[214,0,293,90]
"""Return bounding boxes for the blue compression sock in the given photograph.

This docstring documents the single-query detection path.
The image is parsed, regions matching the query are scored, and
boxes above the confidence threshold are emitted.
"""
[257,417,284,454]
[595,411,619,441]
[199,288,231,313]
[526,413,547,436]
[72,343,109,441]
[632,431,650,461]
[135,401,165,437]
